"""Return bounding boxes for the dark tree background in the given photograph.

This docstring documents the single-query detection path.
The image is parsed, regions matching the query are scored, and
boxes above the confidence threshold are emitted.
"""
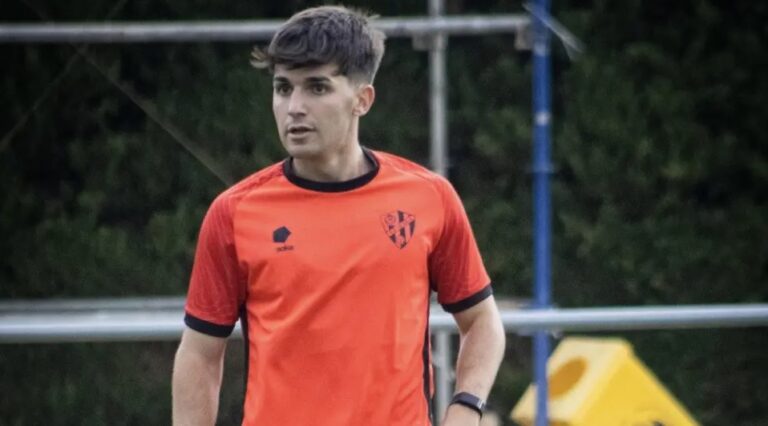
[1,0,766,424]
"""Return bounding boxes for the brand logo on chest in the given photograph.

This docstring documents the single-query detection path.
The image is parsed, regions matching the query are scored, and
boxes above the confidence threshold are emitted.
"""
[273,226,294,252]
[381,210,416,249]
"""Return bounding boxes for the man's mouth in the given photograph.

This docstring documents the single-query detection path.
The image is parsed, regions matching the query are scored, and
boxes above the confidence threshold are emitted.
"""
[287,125,314,136]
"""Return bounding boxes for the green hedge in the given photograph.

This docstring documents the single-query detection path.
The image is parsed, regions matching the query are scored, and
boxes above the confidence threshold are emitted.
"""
[2,1,766,424]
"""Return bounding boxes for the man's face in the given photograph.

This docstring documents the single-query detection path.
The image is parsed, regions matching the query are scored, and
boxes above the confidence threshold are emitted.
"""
[272,63,367,160]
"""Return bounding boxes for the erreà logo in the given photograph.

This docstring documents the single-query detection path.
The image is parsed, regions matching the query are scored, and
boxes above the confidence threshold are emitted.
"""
[381,210,416,249]
[273,226,294,252]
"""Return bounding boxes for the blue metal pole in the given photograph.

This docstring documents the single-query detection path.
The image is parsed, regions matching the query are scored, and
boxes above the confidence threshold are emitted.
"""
[531,0,552,425]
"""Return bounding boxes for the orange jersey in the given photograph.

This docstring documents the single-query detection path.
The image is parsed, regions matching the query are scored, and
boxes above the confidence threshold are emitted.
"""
[185,149,491,425]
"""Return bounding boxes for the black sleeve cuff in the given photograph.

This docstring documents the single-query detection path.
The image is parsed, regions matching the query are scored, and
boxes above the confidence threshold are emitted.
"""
[441,284,493,313]
[184,313,235,338]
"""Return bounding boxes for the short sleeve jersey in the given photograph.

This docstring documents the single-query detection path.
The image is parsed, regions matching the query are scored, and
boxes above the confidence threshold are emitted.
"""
[185,149,491,425]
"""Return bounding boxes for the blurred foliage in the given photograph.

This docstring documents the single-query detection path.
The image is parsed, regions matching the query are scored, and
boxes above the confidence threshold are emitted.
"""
[1,0,767,424]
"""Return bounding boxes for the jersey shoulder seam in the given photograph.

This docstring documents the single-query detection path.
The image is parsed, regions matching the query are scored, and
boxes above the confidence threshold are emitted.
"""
[217,161,285,209]
[374,150,447,190]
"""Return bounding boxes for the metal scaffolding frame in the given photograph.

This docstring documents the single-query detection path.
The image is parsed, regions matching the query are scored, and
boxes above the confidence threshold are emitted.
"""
[4,6,762,424]
[1,10,532,421]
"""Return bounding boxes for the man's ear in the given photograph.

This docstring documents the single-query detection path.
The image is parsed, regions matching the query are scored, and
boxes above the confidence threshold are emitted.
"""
[353,84,376,117]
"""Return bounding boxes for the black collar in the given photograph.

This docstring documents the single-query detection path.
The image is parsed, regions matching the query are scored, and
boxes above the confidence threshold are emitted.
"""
[283,148,380,192]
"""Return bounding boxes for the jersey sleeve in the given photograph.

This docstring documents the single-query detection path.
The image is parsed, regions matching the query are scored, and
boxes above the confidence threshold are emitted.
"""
[428,178,492,313]
[184,193,246,337]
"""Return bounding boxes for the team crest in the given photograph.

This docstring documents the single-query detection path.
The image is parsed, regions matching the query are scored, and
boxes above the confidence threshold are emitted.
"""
[381,210,416,249]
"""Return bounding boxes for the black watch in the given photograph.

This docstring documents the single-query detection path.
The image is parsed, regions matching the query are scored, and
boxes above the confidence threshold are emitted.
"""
[450,392,486,417]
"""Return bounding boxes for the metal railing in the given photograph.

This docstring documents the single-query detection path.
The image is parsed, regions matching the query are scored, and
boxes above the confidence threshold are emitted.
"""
[2,298,768,343]
[0,15,529,43]
[2,298,768,421]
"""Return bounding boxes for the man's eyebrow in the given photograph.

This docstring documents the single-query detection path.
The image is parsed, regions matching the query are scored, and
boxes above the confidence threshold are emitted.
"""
[272,76,332,85]
[305,76,332,84]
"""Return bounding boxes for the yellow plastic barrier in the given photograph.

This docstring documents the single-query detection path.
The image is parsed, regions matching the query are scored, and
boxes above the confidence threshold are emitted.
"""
[510,337,699,426]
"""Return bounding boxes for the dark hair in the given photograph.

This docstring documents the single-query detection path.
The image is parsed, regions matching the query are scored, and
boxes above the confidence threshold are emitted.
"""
[251,6,386,83]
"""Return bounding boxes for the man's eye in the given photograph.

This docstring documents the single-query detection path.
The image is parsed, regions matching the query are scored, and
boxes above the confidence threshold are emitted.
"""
[311,84,328,95]
[274,85,291,95]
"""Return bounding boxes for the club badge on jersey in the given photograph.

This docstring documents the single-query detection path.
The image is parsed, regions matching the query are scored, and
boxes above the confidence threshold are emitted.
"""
[381,210,416,249]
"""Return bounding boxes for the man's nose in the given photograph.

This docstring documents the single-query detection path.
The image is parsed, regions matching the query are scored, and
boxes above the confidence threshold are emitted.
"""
[287,90,306,116]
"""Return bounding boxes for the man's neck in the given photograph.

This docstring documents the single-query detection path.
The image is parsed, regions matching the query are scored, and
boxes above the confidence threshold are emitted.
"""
[292,145,371,183]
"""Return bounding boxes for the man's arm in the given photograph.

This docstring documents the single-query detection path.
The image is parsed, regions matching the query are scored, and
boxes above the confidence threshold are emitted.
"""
[441,296,506,426]
[172,327,228,426]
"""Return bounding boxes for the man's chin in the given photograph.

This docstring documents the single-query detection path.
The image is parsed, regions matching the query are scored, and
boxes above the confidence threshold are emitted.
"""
[283,143,320,159]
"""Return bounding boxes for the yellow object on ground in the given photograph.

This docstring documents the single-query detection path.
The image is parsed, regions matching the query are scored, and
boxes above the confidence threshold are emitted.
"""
[510,336,699,426]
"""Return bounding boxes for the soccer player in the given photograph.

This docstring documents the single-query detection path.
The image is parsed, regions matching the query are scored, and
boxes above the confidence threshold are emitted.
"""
[172,6,505,426]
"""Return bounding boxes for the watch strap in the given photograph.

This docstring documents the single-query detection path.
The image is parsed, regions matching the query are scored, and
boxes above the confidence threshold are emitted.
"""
[450,392,485,417]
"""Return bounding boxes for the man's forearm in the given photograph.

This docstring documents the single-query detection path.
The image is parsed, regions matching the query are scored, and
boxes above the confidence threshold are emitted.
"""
[442,298,506,425]
[454,312,505,397]
[172,345,225,426]
[455,309,505,393]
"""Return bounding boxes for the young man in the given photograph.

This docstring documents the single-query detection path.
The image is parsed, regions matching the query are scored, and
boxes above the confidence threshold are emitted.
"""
[172,6,505,426]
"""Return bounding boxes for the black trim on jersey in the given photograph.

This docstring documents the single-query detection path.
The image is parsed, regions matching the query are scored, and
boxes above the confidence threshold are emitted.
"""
[184,312,235,337]
[239,304,249,421]
[422,291,434,425]
[441,284,493,313]
[282,147,380,192]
